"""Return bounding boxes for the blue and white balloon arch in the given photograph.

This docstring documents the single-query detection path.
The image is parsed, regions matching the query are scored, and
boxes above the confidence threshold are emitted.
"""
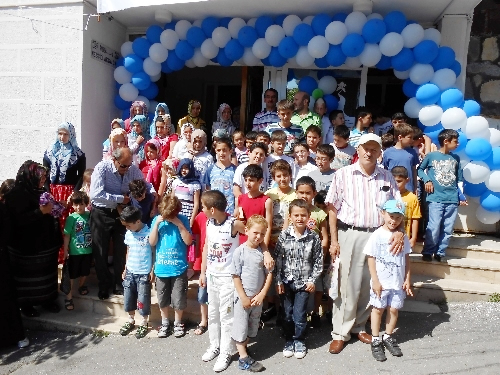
[112,10,500,224]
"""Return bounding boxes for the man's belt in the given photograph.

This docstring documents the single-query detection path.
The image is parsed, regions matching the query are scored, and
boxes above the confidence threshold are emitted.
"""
[337,220,377,233]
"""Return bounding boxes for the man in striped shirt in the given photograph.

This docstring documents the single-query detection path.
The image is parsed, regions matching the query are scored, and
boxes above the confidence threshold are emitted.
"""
[252,88,280,133]
[325,133,404,355]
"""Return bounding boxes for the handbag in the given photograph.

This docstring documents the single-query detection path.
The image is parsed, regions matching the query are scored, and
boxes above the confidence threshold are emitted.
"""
[60,259,71,295]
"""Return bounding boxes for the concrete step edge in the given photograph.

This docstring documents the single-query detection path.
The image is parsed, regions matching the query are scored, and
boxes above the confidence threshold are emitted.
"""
[409,254,500,271]
[411,275,500,295]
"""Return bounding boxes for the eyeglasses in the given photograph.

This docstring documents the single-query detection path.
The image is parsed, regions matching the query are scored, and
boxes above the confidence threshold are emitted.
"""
[114,159,132,169]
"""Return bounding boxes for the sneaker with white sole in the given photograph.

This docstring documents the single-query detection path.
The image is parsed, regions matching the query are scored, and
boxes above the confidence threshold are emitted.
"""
[293,341,307,359]
[213,353,232,372]
[17,338,29,349]
[173,322,185,338]
[202,346,220,362]
[157,323,171,338]
[283,341,294,358]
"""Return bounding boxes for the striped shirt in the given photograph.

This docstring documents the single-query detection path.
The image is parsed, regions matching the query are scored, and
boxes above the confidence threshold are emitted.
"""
[265,122,304,154]
[90,160,155,209]
[326,162,400,228]
[124,225,152,275]
[252,109,280,132]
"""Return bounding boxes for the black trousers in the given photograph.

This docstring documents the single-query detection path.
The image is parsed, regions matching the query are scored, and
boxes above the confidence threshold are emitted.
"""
[89,206,126,292]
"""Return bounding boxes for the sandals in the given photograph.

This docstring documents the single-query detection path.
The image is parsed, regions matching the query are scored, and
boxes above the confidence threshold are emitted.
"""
[194,324,208,335]
[64,299,74,311]
[120,321,135,336]
[78,286,89,295]
[135,325,148,339]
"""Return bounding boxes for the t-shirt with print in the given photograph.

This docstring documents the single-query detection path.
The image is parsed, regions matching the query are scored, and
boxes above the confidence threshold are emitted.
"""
[363,226,412,290]
[230,244,269,296]
[124,224,152,275]
[330,143,356,170]
[192,151,214,188]
[308,169,335,192]
[171,178,201,203]
[401,190,422,239]
[63,212,92,255]
[233,162,268,195]
[382,146,419,192]
[152,214,191,277]
[307,206,328,235]
[265,122,305,154]
[203,163,237,215]
[265,187,297,248]
[265,154,294,189]
[206,216,240,276]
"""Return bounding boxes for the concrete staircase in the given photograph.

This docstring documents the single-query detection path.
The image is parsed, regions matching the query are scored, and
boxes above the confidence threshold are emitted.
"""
[410,233,500,302]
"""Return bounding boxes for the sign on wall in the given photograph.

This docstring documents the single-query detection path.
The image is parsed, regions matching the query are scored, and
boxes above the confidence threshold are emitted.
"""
[91,40,119,67]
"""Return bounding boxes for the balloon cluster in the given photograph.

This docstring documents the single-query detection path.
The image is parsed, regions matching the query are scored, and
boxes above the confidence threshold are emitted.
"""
[295,73,339,112]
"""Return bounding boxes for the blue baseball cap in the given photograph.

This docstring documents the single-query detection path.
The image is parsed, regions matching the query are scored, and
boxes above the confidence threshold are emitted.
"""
[382,199,406,215]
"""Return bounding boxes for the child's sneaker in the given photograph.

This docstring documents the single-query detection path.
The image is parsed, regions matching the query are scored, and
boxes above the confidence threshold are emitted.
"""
[157,323,171,338]
[383,336,403,357]
[282,341,294,358]
[371,340,387,362]
[293,341,307,359]
[173,322,185,338]
[119,321,135,336]
[213,353,231,372]
[238,356,264,372]
[202,346,220,362]
[17,338,29,349]
[135,324,148,339]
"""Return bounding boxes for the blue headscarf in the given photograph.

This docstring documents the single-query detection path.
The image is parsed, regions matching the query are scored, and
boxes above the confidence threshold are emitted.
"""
[176,158,200,185]
[131,114,151,162]
[45,122,84,184]
[150,103,170,137]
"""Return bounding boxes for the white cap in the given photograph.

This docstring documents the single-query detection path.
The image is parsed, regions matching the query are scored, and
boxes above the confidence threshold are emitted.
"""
[358,133,382,147]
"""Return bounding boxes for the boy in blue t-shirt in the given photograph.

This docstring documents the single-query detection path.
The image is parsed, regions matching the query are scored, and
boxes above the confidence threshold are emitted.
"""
[417,129,468,262]
[118,206,153,339]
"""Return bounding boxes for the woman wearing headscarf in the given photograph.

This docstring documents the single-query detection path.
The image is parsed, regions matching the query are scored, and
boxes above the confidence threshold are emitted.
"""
[149,102,170,137]
[124,100,148,133]
[128,114,151,165]
[212,103,236,136]
[187,129,213,189]
[4,161,63,317]
[103,127,128,161]
[153,114,178,162]
[103,118,125,155]
[43,122,86,263]
[177,100,206,135]
[171,158,201,227]
[172,122,195,165]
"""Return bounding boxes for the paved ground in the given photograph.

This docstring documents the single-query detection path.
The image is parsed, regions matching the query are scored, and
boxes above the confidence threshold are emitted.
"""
[1,302,499,375]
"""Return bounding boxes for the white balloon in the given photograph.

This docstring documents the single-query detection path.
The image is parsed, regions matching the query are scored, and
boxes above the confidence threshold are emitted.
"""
[486,171,500,192]
[401,23,425,48]
[175,20,192,40]
[302,15,314,25]
[192,19,203,27]
[441,107,467,130]
[359,43,382,67]
[409,63,434,85]
[212,27,231,48]
[252,38,272,59]
[150,72,161,82]
[345,56,362,68]
[419,105,443,126]
[265,25,285,47]
[296,46,314,67]
[476,206,500,224]
[185,58,196,68]
[318,76,337,95]
[193,49,209,67]
[465,116,490,139]
[149,43,168,63]
[228,18,246,39]
[114,66,132,84]
[454,150,471,168]
[404,97,424,118]
[136,96,150,110]
[430,68,457,91]
[463,161,490,184]
[242,48,261,66]
[394,69,411,80]
[367,13,383,20]
[149,100,159,112]
[309,98,315,111]
[283,15,302,36]
[121,41,134,57]
[344,11,367,34]
[308,35,329,58]
[488,128,500,148]
[379,32,404,57]
[119,83,139,102]
[325,21,348,45]
[160,29,179,50]
[423,28,441,45]
[200,38,219,59]
[143,57,161,76]
[247,18,257,27]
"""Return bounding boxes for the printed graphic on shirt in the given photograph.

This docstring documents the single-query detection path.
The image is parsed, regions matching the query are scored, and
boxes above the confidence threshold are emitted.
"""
[156,248,182,267]
[432,158,457,186]
[306,217,317,231]
[74,219,92,249]
[270,200,289,247]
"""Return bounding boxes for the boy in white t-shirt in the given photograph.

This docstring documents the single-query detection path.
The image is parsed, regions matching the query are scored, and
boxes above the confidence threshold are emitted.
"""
[265,130,294,189]
[330,125,356,171]
[363,199,413,362]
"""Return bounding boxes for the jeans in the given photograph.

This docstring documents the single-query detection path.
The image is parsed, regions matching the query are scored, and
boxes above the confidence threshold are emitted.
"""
[281,283,310,342]
[122,270,151,316]
[422,202,458,257]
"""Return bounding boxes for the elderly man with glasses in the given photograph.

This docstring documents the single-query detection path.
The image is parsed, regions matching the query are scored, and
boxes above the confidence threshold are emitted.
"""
[90,147,156,300]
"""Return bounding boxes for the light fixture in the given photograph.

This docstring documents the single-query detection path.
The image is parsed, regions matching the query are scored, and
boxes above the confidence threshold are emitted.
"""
[155,9,173,24]
[353,0,373,15]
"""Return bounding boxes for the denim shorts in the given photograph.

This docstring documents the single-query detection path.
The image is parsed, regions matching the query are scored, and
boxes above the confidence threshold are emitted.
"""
[198,284,208,304]
[369,288,405,310]
[122,270,151,316]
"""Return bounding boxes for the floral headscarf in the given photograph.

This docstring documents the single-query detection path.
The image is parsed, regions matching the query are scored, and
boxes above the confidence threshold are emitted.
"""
[104,128,128,160]
[14,160,47,195]
[213,103,236,135]
[131,114,151,162]
[45,122,84,184]
[180,122,195,141]
[150,103,170,137]
[129,101,148,119]
[145,138,162,161]
[188,129,208,157]
[110,118,125,131]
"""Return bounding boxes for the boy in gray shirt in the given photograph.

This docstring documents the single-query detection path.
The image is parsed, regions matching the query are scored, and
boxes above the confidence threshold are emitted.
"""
[231,215,273,372]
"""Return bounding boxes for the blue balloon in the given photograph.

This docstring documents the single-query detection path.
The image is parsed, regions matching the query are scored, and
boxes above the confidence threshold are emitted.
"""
[440,88,464,111]
[315,57,329,68]
[175,40,194,61]
[274,14,287,26]
[124,54,144,74]
[485,147,500,170]
[362,19,387,44]
[312,13,331,36]
[416,83,441,105]
[122,109,130,121]
[341,33,365,57]
[376,55,392,70]
[139,82,159,99]
[201,17,219,37]
[116,57,124,67]
[455,130,468,153]
[224,39,244,61]
[463,182,487,197]
[391,48,414,71]
[216,49,233,67]
[146,25,163,44]
[465,138,493,161]
[166,51,184,71]
[317,70,334,79]
[131,72,151,90]
[164,21,175,30]
[161,59,172,73]
[480,190,500,212]
[332,12,348,22]
[403,78,419,97]
[418,121,444,133]
[238,26,258,47]
[132,38,151,59]
[462,100,481,117]
[115,81,121,90]
[220,17,231,28]
[287,69,296,81]
[114,95,131,110]
[255,16,273,37]
[413,40,439,64]
[298,76,318,95]
[431,46,455,70]
[278,36,299,59]
[323,94,339,111]
[186,26,206,48]
[293,23,315,46]
[268,47,287,67]
[326,45,346,67]
[384,11,407,33]
[426,127,443,145]
[450,60,462,76]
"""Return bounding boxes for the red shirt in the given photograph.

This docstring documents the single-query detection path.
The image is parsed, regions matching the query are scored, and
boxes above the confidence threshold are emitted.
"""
[192,211,208,271]
[238,193,269,243]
